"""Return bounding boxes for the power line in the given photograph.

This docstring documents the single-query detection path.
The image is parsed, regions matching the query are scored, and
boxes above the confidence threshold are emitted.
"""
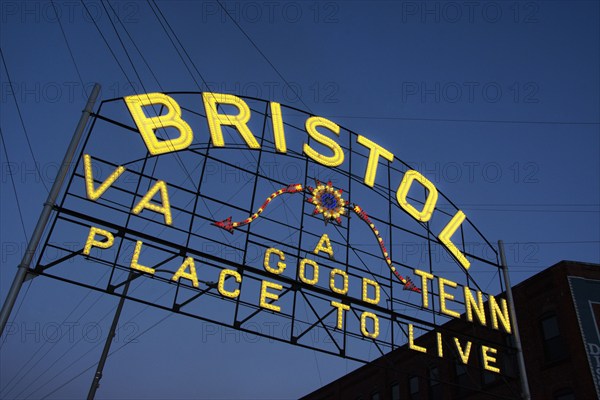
[325,115,600,125]
[0,127,29,242]
[528,241,599,244]
[80,0,136,90]
[39,312,173,400]
[0,48,50,194]
[0,126,34,349]
[356,241,600,245]
[3,288,106,399]
[100,0,150,95]
[445,203,600,207]
[50,0,87,96]
[214,0,312,113]
[146,0,207,90]
[104,1,162,90]
[25,262,173,398]
[459,208,599,213]
[22,291,138,399]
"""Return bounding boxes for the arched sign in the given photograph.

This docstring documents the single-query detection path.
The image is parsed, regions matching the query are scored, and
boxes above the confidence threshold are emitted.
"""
[34,92,512,372]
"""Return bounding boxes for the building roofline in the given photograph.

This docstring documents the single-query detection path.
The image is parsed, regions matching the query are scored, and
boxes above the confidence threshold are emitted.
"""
[511,260,599,291]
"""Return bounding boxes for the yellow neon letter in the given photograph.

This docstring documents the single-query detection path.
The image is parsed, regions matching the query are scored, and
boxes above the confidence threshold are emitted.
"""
[83,226,114,255]
[489,295,512,334]
[303,116,344,167]
[454,337,472,364]
[438,210,471,270]
[329,269,348,295]
[408,324,427,353]
[464,287,486,325]
[132,180,172,225]
[362,278,380,305]
[331,300,350,329]
[356,135,394,187]
[264,247,286,274]
[260,280,282,312]
[439,277,460,318]
[482,346,501,373]
[299,259,319,285]
[218,269,241,298]
[313,233,334,258]
[83,154,125,201]
[130,240,155,274]
[202,92,259,149]
[437,332,443,358]
[414,269,434,308]
[396,170,438,222]
[124,93,193,155]
[171,257,199,288]
[270,102,287,153]
[360,312,379,339]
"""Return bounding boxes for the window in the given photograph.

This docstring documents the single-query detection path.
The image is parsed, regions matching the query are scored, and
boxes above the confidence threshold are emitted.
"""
[454,361,469,396]
[391,382,401,400]
[409,375,420,399]
[554,388,575,400]
[481,367,495,385]
[428,366,442,399]
[502,335,517,376]
[540,314,567,363]
[479,348,496,386]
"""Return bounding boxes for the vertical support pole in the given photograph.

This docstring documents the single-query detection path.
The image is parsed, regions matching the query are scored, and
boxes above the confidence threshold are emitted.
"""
[498,240,531,400]
[87,278,131,400]
[0,83,101,336]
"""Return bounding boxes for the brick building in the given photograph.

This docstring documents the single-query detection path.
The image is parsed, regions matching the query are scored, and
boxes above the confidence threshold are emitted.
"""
[300,261,599,400]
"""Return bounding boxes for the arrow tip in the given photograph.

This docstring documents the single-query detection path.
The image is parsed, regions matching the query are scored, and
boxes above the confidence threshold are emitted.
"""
[213,217,235,233]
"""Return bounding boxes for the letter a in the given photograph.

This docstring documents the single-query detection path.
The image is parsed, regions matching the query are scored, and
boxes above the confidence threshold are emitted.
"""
[172,257,199,288]
[132,180,172,225]
[313,233,334,258]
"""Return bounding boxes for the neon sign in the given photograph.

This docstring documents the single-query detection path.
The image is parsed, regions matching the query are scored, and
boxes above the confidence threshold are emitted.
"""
[33,92,513,373]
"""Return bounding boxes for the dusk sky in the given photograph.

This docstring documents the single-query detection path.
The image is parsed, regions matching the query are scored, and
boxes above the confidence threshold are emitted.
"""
[0,1,598,399]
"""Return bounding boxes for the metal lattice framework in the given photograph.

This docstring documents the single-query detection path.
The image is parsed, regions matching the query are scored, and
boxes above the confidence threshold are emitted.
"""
[30,92,518,395]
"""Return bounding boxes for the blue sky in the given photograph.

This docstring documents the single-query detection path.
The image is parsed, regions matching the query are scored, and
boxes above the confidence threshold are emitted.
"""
[1,1,598,399]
